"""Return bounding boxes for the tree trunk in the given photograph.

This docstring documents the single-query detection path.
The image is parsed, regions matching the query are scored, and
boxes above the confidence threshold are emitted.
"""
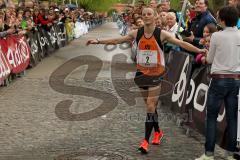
[132,0,135,5]
[76,0,78,7]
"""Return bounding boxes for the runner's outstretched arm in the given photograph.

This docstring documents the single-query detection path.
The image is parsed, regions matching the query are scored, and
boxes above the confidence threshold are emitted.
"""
[86,30,136,46]
[161,30,207,54]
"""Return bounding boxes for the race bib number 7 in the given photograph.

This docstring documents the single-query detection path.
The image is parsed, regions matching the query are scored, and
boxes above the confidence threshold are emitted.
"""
[137,50,158,67]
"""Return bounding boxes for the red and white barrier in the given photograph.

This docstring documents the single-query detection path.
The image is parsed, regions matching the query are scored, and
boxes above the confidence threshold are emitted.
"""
[0,35,30,84]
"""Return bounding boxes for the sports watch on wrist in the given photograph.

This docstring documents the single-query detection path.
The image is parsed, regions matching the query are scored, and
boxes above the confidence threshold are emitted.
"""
[96,38,100,44]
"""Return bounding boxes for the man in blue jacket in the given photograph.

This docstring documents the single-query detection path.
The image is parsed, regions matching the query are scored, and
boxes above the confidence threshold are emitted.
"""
[185,0,217,46]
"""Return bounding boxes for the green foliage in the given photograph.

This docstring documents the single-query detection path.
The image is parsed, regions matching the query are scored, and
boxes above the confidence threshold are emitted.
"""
[76,0,148,12]
[171,0,182,10]
[107,8,117,16]
[77,0,119,12]
[61,0,226,12]
[174,0,226,12]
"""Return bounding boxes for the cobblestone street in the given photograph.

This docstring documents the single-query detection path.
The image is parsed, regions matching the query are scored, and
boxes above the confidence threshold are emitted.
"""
[0,23,226,160]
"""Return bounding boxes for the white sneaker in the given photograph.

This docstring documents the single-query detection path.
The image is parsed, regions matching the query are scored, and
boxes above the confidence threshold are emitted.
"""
[226,156,235,160]
[195,154,214,160]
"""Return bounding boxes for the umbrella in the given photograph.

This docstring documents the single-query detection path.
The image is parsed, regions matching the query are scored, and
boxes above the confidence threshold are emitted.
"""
[66,4,77,9]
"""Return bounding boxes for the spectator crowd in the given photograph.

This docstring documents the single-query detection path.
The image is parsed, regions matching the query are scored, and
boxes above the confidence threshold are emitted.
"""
[0,0,105,39]
[117,0,240,65]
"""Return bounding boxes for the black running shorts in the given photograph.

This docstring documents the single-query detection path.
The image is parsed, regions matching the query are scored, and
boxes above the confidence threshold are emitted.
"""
[134,71,163,90]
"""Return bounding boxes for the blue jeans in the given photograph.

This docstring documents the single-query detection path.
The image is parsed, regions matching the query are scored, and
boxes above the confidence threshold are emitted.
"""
[205,78,240,153]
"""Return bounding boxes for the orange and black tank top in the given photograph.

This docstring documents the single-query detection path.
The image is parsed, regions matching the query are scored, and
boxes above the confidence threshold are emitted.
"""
[136,27,165,76]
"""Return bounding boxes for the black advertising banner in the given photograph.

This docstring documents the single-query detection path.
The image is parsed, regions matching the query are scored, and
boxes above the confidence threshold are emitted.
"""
[43,28,55,53]
[38,27,55,55]
[55,23,68,47]
[162,51,227,147]
[37,27,49,57]
[49,26,59,50]
[27,31,41,66]
[161,51,194,115]
[186,66,226,146]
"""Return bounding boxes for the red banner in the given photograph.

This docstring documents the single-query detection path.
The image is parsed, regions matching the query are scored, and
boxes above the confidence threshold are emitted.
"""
[0,35,31,84]
[0,49,11,84]
[0,35,30,74]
